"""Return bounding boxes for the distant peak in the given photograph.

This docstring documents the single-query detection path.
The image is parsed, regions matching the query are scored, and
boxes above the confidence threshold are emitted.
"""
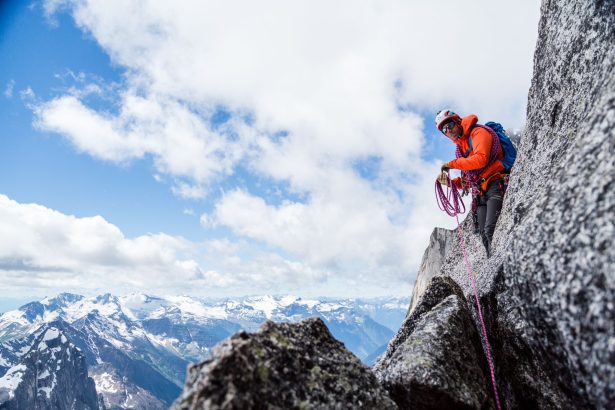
[95,293,118,304]
[41,293,84,307]
[17,301,45,321]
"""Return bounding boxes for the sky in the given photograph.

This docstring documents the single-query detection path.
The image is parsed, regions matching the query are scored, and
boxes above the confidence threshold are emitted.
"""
[0,0,541,311]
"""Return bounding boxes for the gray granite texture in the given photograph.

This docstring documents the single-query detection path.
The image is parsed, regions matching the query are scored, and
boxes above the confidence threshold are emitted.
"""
[408,228,456,315]
[171,317,397,410]
[380,0,614,408]
[375,277,493,409]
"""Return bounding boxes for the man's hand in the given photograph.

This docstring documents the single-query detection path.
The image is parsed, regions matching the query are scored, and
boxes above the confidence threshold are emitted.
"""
[437,171,449,186]
[440,162,451,172]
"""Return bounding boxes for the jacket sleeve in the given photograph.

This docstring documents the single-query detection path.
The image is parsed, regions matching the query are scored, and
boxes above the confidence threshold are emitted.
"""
[448,128,492,171]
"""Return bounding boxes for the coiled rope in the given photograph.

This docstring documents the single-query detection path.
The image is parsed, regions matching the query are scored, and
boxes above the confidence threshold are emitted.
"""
[435,172,502,410]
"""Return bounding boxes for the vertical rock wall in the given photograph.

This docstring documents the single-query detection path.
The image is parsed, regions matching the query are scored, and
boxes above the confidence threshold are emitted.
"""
[497,0,615,407]
[379,0,614,408]
[408,228,456,315]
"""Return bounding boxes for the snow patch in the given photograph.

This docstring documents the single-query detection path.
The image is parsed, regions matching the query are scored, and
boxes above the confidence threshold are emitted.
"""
[298,298,320,309]
[316,302,344,312]
[144,331,181,353]
[118,293,166,320]
[38,386,52,399]
[38,369,50,379]
[42,311,60,322]
[42,328,60,342]
[166,296,229,320]
[0,364,27,399]
[0,311,29,332]
[94,372,119,393]
[245,296,278,319]
[63,297,122,322]
[279,295,299,306]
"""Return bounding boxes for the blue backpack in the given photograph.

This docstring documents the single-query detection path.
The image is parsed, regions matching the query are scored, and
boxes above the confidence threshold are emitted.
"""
[465,121,517,172]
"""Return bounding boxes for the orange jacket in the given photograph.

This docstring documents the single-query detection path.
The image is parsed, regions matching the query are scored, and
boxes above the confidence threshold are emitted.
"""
[449,115,504,191]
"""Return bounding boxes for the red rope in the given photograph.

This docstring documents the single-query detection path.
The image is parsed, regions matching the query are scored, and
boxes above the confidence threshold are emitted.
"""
[435,171,502,410]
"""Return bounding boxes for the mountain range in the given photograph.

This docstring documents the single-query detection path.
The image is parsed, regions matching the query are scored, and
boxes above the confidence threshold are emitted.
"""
[0,293,407,409]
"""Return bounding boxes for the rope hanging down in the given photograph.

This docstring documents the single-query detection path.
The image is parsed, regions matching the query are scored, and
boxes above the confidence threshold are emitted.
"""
[435,172,502,410]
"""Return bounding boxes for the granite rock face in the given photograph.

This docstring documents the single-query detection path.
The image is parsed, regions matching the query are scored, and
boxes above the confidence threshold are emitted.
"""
[172,317,397,409]
[408,228,456,315]
[375,277,492,410]
[377,0,614,408]
[499,0,615,407]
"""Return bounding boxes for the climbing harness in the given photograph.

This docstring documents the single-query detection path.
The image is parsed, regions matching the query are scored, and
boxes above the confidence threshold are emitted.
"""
[435,173,502,410]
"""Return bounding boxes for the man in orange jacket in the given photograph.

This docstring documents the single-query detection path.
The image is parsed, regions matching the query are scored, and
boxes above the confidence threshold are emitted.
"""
[435,109,505,257]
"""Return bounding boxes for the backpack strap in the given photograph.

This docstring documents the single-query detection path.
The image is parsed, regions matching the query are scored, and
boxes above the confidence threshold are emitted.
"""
[462,136,472,158]
[462,136,473,158]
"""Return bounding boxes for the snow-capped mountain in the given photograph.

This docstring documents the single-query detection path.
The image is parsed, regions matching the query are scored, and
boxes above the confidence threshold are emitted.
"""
[0,293,408,409]
[0,325,100,410]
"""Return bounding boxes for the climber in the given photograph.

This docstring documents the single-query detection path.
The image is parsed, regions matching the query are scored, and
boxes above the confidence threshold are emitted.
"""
[435,109,507,257]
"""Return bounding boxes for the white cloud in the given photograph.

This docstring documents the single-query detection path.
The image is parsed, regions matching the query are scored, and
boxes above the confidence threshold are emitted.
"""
[35,0,540,180]
[34,94,251,181]
[213,159,459,282]
[29,0,539,294]
[0,195,337,297]
[199,213,215,228]
[4,80,15,98]
[0,194,203,290]
[20,87,35,101]
[172,182,207,199]
[200,240,331,293]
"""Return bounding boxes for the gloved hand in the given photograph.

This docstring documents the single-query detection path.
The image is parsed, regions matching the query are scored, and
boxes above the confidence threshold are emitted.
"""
[440,162,451,172]
[437,171,449,185]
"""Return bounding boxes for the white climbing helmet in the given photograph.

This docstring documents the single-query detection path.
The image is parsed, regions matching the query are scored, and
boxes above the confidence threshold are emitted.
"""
[435,109,461,131]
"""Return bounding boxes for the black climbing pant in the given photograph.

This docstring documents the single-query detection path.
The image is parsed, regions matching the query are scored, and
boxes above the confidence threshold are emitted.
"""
[476,180,504,256]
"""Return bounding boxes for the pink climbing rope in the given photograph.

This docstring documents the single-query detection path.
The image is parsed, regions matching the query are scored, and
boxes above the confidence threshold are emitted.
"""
[435,172,502,410]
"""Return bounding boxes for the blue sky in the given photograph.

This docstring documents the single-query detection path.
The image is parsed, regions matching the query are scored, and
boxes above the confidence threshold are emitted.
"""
[1,3,214,240]
[0,0,540,311]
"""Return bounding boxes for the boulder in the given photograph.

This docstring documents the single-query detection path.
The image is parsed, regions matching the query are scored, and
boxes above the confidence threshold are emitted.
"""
[172,317,397,409]
[375,277,493,410]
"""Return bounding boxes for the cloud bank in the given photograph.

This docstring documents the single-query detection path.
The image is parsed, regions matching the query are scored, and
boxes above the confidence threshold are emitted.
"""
[0,194,329,296]
[22,0,540,296]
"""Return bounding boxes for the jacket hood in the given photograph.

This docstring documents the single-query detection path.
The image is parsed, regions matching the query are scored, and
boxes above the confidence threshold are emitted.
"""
[454,115,479,145]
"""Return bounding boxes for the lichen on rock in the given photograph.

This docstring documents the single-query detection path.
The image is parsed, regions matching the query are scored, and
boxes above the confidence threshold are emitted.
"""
[171,317,397,409]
